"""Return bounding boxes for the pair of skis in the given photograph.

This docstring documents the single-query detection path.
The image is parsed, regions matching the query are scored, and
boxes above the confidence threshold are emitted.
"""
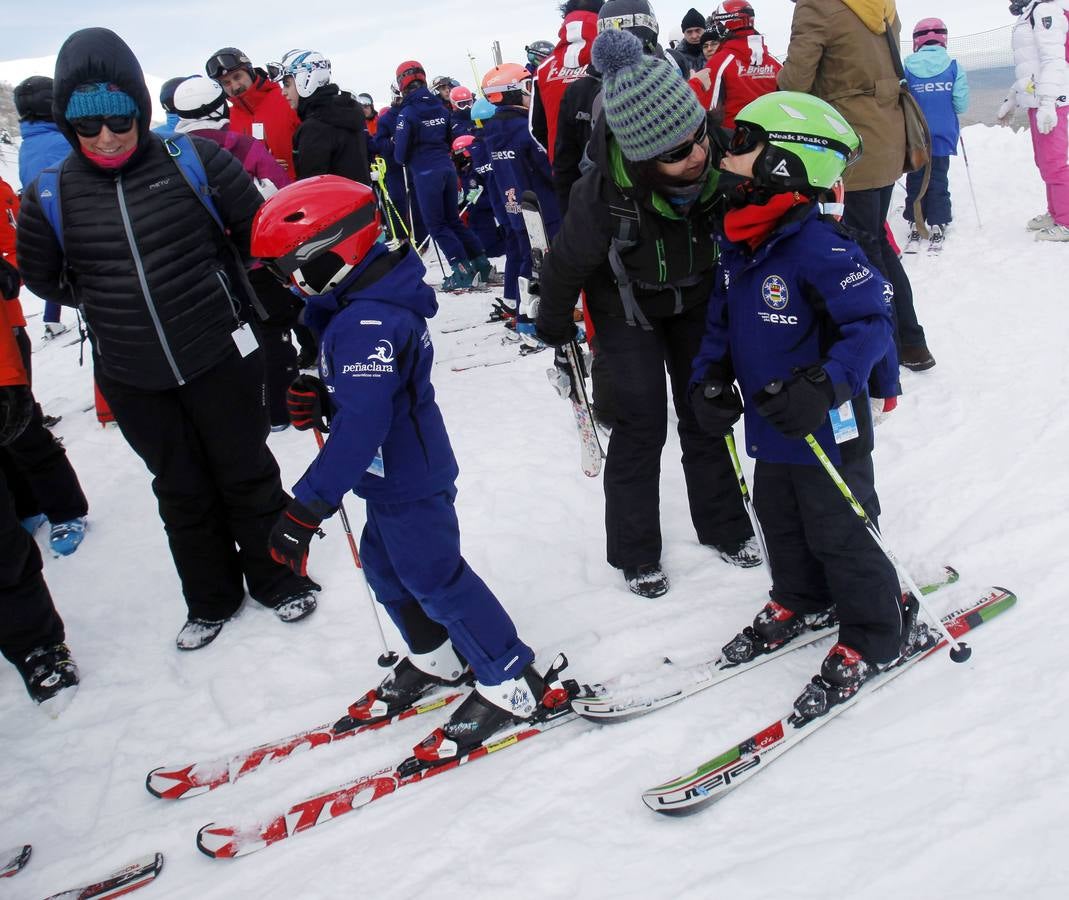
[519,191,606,478]
[1,843,162,899]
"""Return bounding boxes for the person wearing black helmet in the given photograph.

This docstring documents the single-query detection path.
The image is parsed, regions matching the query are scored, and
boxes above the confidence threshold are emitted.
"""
[156,75,192,133]
[525,39,555,74]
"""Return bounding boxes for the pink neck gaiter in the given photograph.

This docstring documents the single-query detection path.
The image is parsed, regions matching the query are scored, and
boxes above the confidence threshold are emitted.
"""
[83,147,137,170]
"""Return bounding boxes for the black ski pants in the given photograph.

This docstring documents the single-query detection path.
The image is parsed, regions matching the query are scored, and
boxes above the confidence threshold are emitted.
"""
[0,465,65,668]
[753,454,903,664]
[95,347,312,621]
[247,268,300,429]
[591,302,752,570]
[844,185,927,350]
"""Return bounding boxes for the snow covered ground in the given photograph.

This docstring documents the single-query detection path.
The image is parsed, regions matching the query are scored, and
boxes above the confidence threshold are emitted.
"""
[1,125,1065,899]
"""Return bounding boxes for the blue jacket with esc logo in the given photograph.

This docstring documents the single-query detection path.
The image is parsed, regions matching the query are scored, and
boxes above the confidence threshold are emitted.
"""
[904,45,969,156]
[691,203,898,467]
[293,243,459,515]
[394,86,454,172]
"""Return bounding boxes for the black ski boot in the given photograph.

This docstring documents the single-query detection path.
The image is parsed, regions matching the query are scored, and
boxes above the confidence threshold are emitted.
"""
[721,598,837,666]
[624,564,670,598]
[403,655,573,774]
[792,642,879,721]
[19,643,79,715]
[334,641,471,733]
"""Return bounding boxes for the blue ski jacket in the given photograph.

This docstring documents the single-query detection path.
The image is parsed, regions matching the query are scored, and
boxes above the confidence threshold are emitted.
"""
[293,244,459,515]
[17,121,71,189]
[468,134,512,237]
[451,107,474,138]
[478,106,560,235]
[691,203,897,467]
[904,46,969,156]
[394,86,454,172]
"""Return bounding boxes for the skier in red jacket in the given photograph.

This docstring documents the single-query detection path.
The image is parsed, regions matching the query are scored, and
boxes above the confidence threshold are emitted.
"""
[206,47,301,173]
[689,1,782,128]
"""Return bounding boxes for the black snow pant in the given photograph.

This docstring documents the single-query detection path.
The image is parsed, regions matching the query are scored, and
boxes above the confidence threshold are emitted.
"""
[753,454,903,664]
[844,185,927,351]
[591,302,753,570]
[247,268,300,428]
[0,465,65,668]
[95,347,315,621]
[0,328,88,524]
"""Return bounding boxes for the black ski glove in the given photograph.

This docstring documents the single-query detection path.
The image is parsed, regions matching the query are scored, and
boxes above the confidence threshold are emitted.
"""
[0,384,34,446]
[690,377,743,437]
[549,341,588,402]
[0,257,20,300]
[286,374,332,432]
[753,367,836,440]
[534,320,578,349]
[269,498,323,577]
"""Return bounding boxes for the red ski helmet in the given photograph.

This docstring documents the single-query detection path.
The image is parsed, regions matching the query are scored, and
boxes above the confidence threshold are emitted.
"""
[709,1,755,40]
[395,60,426,94]
[451,134,476,158]
[913,18,948,51]
[449,85,474,110]
[252,175,382,296]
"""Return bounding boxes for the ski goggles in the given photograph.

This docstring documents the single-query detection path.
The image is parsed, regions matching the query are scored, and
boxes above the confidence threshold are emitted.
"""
[396,66,425,88]
[71,115,136,137]
[914,27,947,37]
[655,118,709,164]
[597,12,659,34]
[729,122,861,167]
[207,52,251,79]
[453,97,474,110]
[265,61,288,82]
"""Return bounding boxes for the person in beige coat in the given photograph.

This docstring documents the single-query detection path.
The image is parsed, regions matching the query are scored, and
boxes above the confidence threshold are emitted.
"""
[779,0,935,372]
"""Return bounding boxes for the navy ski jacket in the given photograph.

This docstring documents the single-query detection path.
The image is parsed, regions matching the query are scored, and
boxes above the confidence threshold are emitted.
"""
[691,203,898,466]
[394,86,454,172]
[478,106,560,234]
[293,244,459,515]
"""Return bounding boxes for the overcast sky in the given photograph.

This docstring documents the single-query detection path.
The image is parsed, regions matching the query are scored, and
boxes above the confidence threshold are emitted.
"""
[4,1,1013,105]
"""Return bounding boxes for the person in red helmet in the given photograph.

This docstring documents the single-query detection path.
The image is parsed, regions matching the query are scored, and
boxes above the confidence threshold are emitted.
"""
[254,176,560,767]
[690,2,782,128]
[206,46,301,174]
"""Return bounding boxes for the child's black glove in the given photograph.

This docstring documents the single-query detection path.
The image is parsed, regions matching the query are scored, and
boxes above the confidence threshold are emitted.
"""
[286,375,331,432]
[269,498,322,577]
[0,384,33,446]
[690,377,743,436]
[753,368,836,439]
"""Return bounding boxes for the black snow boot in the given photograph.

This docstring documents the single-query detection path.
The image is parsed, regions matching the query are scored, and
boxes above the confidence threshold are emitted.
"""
[19,643,80,715]
[623,564,670,598]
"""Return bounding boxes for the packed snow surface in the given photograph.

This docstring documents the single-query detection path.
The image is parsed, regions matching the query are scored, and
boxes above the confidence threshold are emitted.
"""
[0,125,1064,898]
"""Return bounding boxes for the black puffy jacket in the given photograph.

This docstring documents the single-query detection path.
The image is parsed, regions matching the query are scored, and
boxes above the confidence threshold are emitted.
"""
[15,27,264,391]
[294,85,371,185]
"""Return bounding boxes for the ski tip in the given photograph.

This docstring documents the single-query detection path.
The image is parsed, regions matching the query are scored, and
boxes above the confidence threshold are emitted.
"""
[197,824,242,860]
[0,844,31,878]
[641,790,716,817]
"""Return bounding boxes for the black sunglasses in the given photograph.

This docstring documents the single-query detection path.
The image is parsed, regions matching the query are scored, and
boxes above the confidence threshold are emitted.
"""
[916,27,948,36]
[72,116,136,137]
[655,118,709,164]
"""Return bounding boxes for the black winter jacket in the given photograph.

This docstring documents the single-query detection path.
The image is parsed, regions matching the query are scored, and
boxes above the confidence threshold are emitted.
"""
[16,27,264,391]
[294,85,372,185]
[537,114,724,343]
[552,70,599,215]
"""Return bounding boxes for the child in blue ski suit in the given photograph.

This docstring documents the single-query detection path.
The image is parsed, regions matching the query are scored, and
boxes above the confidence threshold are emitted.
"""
[394,64,491,291]
[257,176,549,765]
[904,18,970,238]
[452,136,505,257]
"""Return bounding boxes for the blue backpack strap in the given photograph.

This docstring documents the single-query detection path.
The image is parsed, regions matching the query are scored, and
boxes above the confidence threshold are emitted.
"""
[160,132,226,233]
[35,164,65,253]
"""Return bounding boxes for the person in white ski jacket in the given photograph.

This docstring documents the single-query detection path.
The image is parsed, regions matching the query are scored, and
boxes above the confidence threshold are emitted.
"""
[998,0,1069,239]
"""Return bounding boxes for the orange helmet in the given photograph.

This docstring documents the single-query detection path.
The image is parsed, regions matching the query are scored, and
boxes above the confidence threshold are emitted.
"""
[251,175,382,296]
[481,63,532,104]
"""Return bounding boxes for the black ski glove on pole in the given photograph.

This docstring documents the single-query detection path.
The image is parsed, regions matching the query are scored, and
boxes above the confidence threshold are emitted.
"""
[269,498,323,577]
[753,367,836,439]
[0,384,34,446]
[286,374,332,432]
[690,363,743,436]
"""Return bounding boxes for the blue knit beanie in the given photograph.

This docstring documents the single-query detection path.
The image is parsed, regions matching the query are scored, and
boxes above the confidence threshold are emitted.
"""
[592,29,704,162]
[65,82,139,121]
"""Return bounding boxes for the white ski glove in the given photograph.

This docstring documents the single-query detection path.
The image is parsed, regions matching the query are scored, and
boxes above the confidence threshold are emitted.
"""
[997,94,1017,125]
[254,177,279,199]
[1037,101,1058,134]
[870,395,898,427]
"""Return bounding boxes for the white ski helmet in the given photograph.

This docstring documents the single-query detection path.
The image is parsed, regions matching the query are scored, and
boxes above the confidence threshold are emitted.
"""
[172,75,229,124]
[270,49,332,98]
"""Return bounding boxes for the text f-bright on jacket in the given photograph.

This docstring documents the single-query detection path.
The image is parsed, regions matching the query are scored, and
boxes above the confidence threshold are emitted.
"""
[293,244,459,517]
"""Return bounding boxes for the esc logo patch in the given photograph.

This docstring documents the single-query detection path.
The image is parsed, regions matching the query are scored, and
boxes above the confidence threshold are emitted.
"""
[762,275,789,310]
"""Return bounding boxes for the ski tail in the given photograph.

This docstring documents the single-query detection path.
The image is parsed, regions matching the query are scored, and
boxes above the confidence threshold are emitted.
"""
[43,852,163,900]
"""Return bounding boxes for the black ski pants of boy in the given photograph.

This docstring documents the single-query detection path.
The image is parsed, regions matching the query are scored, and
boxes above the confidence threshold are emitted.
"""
[95,347,313,621]
[754,453,903,664]
[591,302,752,570]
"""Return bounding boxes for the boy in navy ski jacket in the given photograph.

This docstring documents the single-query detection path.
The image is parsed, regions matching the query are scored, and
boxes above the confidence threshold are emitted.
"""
[691,93,907,722]
[393,61,490,291]
[904,18,969,244]
[452,135,505,258]
[254,176,556,766]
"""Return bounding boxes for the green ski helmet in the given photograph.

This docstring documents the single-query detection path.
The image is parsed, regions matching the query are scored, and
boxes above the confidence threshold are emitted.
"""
[729,91,861,194]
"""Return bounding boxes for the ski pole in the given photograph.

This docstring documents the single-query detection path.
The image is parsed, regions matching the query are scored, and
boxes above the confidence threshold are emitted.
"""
[312,429,399,667]
[723,432,771,580]
[959,133,983,230]
[798,429,971,663]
